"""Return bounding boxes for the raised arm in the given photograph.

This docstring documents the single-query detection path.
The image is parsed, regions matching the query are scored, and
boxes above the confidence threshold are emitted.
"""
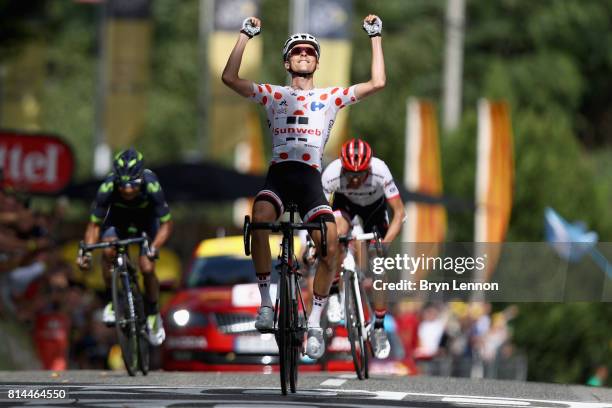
[221,17,261,97]
[354,15,386,100]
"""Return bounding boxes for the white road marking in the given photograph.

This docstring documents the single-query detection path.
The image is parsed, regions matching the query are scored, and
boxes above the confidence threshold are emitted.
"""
[320,378,347,387]
[443,397,531,406]
[339,373,357,379]
[372,391,409,400]
[401,391,612,408]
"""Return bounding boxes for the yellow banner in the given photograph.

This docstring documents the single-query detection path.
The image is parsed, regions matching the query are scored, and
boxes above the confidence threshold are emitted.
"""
[103,19,152,149]
[0,42,45,130]
[475,99,514,242]
[209,31,262,164]
[475,99,514,281]
[403,99,447,283]
[405,99,447,243]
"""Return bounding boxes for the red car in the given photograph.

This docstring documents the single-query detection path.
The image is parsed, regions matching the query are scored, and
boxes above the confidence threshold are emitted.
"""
[162,235,336,372]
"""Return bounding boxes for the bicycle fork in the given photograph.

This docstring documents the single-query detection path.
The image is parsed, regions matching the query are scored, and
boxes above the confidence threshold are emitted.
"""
[344,252,367,341]
[116,255,136,333]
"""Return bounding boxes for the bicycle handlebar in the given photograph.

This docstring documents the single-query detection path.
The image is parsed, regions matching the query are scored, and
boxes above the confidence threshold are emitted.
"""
[250,221,322,233]
[338,232,376,244]
[79,235,149,253]
[338,228,384,257]
[243,215,328,258]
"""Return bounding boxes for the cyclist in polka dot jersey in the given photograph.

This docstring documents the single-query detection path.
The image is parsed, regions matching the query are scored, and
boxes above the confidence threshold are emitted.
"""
[222,14,385,360]
[252,84,358,170]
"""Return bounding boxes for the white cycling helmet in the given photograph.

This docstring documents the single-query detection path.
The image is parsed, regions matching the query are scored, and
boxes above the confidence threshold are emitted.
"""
[282,33,320,61]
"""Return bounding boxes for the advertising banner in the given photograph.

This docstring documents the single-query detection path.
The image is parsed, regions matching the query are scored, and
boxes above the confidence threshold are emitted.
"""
[0,131,75,194]
[209,0,262,164]
[475,99,514,282]
[102,0,152,149]
[403,99,447,282]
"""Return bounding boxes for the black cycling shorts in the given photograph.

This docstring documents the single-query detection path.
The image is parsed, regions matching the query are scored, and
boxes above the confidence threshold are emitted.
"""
[255,161,335,223]
[331,193,389,237]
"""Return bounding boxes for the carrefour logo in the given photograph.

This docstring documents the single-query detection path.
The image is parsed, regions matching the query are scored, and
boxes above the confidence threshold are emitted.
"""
[311,102,326,111]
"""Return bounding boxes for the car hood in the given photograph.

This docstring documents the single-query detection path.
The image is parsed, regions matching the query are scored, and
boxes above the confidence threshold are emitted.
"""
[163,283,272,314]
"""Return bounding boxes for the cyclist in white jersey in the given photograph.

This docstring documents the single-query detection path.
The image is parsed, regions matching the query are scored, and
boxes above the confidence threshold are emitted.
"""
[222,14,385,359]
[322,138,405,359]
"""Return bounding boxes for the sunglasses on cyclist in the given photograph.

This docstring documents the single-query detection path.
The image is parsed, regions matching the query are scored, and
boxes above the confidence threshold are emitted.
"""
[118,179,143,189]
[344,170,368,179]
[289,46,318,58]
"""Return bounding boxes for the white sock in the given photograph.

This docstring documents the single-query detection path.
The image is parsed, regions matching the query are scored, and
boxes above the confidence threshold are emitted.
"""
[307,293,328,329]
[257,274,273,308]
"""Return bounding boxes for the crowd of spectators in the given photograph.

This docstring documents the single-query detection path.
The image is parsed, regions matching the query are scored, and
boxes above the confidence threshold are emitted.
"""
[0,184,115,370]
[389,300,525,379]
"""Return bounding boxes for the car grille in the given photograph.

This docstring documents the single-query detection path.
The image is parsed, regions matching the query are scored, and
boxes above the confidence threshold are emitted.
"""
[215,313,258,334]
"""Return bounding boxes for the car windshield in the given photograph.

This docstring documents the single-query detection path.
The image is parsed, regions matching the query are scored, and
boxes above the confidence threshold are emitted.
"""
[187,256,279,287]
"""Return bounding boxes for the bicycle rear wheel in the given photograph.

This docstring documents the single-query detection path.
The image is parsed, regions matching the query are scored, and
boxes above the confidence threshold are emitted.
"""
[277,265,291,395]
[112,266,139,376]
[344,270,367,380]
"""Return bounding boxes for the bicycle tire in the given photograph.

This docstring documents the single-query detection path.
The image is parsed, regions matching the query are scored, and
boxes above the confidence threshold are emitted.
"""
[344,270,367,380]
[112,265,139,376]
[289,282,300,393]
[278,264,291,395]
[133,288,149,375]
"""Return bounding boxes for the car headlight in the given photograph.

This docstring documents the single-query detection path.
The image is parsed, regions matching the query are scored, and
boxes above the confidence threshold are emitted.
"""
[173,309,190,326]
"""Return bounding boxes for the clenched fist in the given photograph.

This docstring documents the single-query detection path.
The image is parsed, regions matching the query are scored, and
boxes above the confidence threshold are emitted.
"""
[362,14,382,37]
[241,17,261,38]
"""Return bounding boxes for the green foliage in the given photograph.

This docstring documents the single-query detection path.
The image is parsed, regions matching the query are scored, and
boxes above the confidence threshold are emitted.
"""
[512,303,612,383]
[40,2,97,180]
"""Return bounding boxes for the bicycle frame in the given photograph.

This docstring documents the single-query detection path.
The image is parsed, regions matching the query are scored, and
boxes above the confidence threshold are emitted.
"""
[277,218,307,332]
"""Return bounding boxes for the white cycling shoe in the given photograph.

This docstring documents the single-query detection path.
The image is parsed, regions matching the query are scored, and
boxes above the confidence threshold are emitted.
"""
[147,313,166,346]
[370,326,391,359]
[305,328,325,359]
[255,306,275,332]
[326,293,344,324]
[102,302,115,326]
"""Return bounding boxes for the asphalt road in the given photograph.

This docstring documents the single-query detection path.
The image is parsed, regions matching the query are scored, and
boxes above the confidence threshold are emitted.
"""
[0,371,610,408]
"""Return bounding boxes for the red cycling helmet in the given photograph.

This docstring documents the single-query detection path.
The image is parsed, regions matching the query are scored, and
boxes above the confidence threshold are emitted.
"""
[340,138,372,172]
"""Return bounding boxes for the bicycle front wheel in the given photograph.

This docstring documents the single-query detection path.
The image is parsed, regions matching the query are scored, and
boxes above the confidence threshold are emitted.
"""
[288,276,300,393]
[112,266,139,376]
[278,265,291,395]
[133,289,149,375]
[344,270,367,380]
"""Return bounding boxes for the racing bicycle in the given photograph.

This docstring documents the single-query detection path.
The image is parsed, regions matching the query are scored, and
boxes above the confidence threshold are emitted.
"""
[78,234,151,376]
[243,204,327,395]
